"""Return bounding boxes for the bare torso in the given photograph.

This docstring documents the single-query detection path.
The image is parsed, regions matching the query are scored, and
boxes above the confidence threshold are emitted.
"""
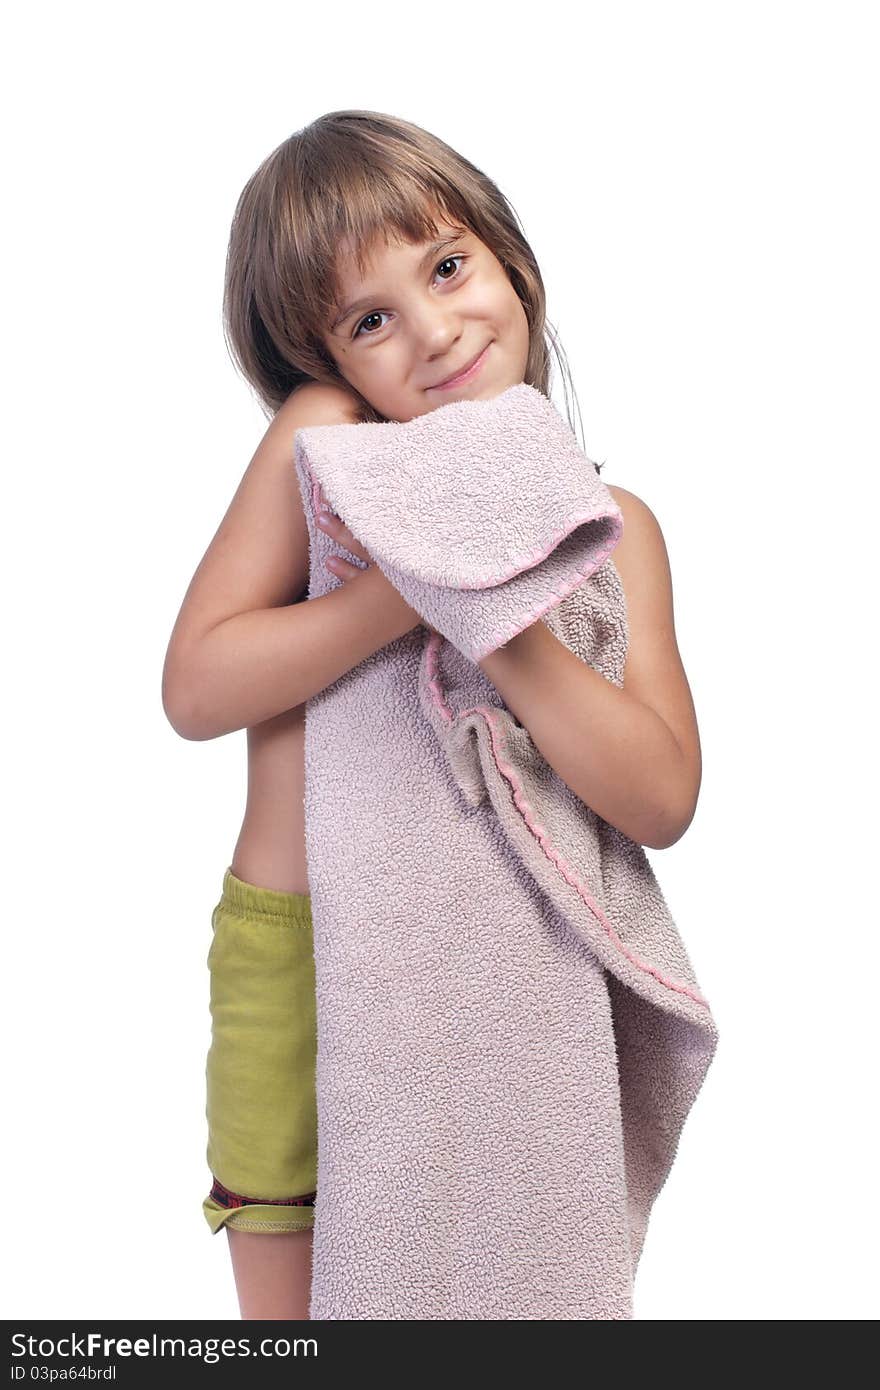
[229,704,310,895]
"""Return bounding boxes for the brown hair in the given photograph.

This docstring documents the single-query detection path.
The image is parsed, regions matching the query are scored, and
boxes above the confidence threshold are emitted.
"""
[222,109,602,467]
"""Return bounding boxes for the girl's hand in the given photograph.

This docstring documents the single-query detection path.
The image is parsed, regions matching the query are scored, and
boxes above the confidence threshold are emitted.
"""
[315,484,373,581]
[314,483,439,636]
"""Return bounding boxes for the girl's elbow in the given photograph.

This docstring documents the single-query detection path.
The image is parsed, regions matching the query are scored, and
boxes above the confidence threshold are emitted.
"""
[650,784,699,850]
[162,671,207,741]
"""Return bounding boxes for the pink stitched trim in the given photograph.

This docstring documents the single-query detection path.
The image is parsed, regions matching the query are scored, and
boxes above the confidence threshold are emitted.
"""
[304,459,323,519]
[468,530,621,659]
[424,635,709,1009]
[425,630,455,725]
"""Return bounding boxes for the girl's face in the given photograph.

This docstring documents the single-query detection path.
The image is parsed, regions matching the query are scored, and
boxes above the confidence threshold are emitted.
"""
[322,218,530,422]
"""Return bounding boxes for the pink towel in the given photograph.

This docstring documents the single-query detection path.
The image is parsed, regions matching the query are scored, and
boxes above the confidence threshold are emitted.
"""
[293,382,718,1319]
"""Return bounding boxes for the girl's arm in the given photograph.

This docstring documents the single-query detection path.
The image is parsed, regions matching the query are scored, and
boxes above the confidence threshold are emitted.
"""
[161,383,419,741]
[168,566,417,740]
[477,487,701,851]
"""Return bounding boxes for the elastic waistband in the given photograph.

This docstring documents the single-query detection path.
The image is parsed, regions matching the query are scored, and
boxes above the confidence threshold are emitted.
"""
[218,866,312,928]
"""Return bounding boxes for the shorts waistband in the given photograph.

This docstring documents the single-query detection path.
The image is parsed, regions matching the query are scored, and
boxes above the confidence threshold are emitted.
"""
[219,866,312,928]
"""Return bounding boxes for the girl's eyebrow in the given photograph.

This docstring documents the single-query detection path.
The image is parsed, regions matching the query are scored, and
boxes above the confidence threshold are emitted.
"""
[330,233,466,334]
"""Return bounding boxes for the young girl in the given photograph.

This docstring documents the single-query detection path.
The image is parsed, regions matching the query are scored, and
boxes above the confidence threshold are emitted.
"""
[162,110,702,1320]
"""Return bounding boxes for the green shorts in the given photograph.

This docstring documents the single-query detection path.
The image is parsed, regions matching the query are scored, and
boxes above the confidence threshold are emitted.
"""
[202,867,317,1235]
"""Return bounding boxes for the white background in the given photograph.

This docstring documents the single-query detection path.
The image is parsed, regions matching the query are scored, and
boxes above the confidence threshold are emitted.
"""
[3,0,877,1321]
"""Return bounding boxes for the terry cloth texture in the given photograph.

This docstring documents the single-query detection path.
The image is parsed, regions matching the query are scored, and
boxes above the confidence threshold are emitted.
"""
[293,382,719,1319]
[203,867,317,1234]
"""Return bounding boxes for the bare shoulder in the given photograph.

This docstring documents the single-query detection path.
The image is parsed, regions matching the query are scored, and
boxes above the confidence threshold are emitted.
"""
[162,379,363,716]
[603,483,701,822]
[277,379,363,429]
[604,484,674,626]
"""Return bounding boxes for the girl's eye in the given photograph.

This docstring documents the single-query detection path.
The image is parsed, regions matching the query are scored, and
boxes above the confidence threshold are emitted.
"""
[352,254,467,339]
[352,310,388,338]
[435,253,465,281]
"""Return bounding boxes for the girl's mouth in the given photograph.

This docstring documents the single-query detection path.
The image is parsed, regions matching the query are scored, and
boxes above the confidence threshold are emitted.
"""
[429,342,492,391]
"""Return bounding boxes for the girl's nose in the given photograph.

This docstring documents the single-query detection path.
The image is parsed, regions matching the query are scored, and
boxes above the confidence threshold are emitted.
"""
[411,307,462,353]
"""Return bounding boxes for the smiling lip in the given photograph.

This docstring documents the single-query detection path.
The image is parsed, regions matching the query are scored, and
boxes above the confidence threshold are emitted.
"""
[430,343,491,390]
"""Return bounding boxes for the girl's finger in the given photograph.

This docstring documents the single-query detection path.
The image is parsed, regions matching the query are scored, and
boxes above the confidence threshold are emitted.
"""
[327,553,364,579]
[336,528,372,564]
[317,504,372,566]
